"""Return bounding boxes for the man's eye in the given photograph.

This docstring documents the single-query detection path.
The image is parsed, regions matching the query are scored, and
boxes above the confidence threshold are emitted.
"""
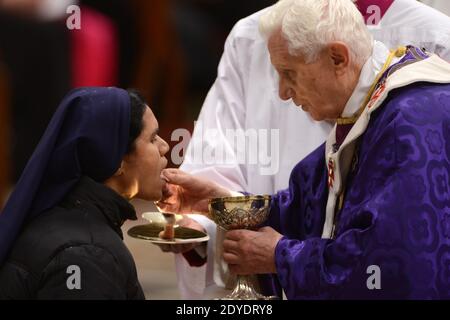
[283,71,293,81]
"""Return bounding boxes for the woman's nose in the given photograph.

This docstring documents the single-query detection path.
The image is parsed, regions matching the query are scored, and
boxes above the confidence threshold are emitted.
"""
[160,138,170,156]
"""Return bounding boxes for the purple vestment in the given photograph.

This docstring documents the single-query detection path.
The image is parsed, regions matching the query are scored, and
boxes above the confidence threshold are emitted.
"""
[268,81,450,299]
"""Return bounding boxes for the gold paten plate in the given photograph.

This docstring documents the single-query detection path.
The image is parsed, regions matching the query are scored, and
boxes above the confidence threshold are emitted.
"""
[127,223,209,245]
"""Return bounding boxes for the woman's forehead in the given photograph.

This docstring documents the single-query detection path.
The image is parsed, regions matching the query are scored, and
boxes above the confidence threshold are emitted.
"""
[142,106,158,132]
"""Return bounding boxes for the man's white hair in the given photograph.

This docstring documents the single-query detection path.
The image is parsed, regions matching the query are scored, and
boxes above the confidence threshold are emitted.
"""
[259,0,373,66]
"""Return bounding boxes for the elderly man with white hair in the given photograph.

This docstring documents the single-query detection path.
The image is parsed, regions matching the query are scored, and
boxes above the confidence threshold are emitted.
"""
[159,0,450,299]
[167,0,450,300]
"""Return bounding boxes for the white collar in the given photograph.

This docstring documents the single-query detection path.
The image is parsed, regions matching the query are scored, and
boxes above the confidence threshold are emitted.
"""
[341,41,397,117]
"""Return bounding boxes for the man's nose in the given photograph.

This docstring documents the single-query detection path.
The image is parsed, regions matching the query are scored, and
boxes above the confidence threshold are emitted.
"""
[279,82,293,101]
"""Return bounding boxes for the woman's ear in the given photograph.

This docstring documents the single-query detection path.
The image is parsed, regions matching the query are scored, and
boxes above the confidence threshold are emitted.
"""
[104,159,134,200]
[113,160,125,177]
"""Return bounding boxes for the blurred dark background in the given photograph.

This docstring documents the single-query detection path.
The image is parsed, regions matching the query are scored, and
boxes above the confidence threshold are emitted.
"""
[0,0,274,208]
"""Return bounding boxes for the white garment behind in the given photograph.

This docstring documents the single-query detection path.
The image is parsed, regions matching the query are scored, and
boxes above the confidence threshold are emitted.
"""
[371,0,450,60]
[420,0,450,16]
[176,1,450,299]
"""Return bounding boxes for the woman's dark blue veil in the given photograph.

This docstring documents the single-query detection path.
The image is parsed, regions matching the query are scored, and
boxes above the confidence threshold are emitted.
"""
[0,87,130,265]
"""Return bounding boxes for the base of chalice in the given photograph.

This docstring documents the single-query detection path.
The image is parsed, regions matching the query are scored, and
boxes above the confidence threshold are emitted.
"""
[220,275,279,300]
[209,195,278,300]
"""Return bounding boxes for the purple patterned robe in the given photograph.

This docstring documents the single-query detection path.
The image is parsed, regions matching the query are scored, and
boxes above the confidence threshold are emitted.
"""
[267,82,450,299]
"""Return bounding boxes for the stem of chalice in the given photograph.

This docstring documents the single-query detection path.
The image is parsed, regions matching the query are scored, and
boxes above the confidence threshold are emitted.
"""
[209,195,278,300]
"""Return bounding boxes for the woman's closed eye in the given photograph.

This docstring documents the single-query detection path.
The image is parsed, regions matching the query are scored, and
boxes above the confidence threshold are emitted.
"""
[150,127,160,143]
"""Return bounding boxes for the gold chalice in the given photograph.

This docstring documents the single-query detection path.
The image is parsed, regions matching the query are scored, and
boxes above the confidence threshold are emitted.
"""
[209,195,277,300]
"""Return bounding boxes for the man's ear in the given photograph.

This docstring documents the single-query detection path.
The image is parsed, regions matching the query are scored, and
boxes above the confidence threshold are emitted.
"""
[327,42,350,75]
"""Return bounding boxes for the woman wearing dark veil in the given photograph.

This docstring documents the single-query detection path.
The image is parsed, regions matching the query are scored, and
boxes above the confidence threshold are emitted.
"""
[0,87,169,299]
